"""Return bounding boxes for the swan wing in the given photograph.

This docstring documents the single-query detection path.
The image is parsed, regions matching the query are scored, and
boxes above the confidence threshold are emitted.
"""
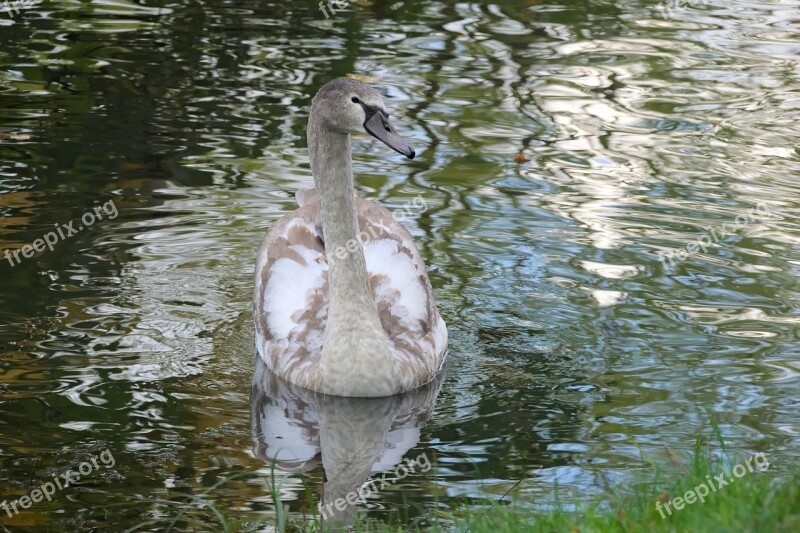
[357,199,448,377]
[254,205,327,388]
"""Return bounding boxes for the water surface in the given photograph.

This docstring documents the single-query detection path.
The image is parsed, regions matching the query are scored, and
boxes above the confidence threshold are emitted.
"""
[0,0,798,530]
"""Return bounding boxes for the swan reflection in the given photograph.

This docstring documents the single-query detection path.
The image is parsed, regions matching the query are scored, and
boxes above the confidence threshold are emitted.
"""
[250,357,444,529]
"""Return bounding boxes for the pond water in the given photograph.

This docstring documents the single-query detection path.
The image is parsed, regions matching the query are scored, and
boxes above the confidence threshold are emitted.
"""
[1,0,798,530]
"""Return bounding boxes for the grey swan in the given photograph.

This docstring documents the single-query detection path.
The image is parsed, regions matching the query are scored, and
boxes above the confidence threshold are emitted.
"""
[253,78,447,397]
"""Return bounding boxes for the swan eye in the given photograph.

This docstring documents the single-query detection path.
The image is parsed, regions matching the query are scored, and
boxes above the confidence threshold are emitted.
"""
[351,96,360,104]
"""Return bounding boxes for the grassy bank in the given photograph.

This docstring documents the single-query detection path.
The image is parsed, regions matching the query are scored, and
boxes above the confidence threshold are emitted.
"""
[433,446,799,533]
[163,439,799,532]
[442,479,798,532]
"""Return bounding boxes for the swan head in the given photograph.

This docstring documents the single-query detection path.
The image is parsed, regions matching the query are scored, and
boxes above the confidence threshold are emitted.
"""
[310,78,415,159]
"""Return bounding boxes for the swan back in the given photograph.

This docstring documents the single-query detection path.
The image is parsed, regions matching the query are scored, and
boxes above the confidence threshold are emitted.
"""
[254,199,447,394]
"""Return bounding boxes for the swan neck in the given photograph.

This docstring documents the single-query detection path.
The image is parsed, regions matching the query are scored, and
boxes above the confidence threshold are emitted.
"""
[307,113,397,396]
[308,119,358,256]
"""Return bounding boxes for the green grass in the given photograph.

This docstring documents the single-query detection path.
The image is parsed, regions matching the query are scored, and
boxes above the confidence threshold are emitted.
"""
[158,437,799,533]
[432,445,799,533]
[324,438,797,533]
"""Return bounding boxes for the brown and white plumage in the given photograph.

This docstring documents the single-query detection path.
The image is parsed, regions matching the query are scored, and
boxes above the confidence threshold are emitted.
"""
[253,78,447,397]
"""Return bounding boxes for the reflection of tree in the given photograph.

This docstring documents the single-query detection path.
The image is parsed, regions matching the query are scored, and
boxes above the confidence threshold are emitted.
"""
[0,2,453,529]
[0,0,602,528]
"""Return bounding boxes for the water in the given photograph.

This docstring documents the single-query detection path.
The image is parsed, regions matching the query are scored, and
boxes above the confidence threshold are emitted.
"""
[0,0,798,530]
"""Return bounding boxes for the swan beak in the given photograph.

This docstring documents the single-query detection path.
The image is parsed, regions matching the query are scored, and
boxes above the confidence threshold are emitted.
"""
[363,110,416,159]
